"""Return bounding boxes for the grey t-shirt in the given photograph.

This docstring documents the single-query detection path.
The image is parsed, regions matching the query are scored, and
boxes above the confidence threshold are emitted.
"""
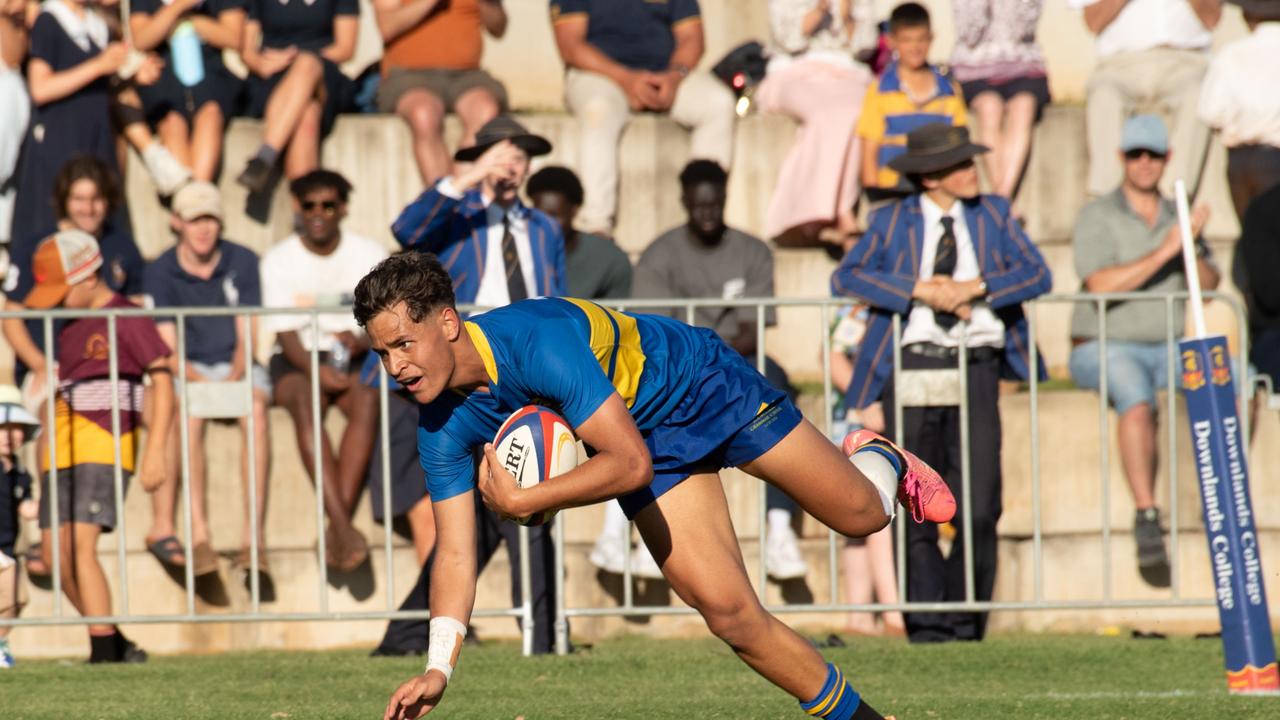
[566,232,633,300]
[1069,189,1213,343]
[633,225,776,343]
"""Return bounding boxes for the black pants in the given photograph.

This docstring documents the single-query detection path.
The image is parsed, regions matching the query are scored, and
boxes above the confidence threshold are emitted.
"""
[1227,144,1280,223]
[375,493,560,655]
[882,348,1003,643]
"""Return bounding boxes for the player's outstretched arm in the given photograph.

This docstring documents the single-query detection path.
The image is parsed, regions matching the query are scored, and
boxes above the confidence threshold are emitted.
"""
[384,491,479,720]
[478,394,652,519]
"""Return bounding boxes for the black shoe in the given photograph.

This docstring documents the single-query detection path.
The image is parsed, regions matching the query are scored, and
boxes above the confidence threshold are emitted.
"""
[119,638,148,663]
[1134,508,1169,569]
[370,644,425,658]
[236,158,272,194]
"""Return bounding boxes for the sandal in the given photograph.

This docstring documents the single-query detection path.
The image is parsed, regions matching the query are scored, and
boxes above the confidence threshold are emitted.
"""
[192,542,219,576]
[146,535,186,569]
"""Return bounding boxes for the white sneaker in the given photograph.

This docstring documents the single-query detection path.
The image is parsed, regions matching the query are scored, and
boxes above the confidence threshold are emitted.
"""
[766,528,809,581]
[0,642,13,669]
[141,143,192,196]
[589,532,627,575]
[628,543,664,580]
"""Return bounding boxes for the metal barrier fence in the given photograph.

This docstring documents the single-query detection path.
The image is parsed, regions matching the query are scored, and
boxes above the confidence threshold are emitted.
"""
[0,291,1255,658]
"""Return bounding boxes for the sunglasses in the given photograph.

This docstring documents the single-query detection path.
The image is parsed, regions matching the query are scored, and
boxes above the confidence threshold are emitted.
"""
[1124,149,1167,161]
[301,200,340,213]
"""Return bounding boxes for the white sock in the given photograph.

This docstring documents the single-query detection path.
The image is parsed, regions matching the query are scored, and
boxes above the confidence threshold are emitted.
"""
[851,450,898,519]
[599,501,630,544]
[767,508,794,538]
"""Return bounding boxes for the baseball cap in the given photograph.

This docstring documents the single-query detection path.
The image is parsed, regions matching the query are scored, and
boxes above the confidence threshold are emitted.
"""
[172,181,223,222]
[1120,114,1169,154]
[24,229,103,309]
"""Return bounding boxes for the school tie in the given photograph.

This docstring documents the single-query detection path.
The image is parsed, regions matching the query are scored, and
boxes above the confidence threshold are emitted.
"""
[502,212,528,302]
[934,216,959,330]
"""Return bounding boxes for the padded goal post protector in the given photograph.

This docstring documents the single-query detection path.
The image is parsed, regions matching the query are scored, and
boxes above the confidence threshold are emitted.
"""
[1180,335,1279,694]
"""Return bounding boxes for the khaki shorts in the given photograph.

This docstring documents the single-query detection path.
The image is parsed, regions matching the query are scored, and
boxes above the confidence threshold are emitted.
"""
[0,553,27,615]
[376,67,509,114]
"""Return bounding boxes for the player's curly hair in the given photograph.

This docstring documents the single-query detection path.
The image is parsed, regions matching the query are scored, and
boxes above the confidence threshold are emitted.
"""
[353,251,456,328]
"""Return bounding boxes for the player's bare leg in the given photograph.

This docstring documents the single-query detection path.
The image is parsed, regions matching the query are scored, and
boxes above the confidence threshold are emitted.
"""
[740,420,889,536]
[634,473,831,700]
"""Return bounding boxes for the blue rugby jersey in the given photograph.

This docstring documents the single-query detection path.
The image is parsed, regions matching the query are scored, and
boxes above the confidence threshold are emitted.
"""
[416,297,712,500]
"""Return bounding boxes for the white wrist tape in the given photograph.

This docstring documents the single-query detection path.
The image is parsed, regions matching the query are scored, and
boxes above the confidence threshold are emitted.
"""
[425,616,468,685]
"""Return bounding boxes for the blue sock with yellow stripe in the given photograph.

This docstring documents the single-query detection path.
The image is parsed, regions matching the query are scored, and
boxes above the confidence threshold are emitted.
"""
[800,663,884,720]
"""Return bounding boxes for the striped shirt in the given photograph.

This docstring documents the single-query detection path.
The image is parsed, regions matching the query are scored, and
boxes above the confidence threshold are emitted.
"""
[856,61,968,190]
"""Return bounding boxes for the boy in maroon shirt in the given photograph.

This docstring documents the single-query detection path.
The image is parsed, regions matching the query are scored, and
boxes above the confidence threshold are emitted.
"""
[25,230,173,663]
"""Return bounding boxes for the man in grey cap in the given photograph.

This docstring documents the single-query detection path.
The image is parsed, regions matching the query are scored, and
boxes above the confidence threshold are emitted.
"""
[831,122,1052,643]
[391,115,566,307]
[1068,114,1220,586]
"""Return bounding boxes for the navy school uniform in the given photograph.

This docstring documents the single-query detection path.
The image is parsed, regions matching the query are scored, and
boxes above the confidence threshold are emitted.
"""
[243,0,358,136]
[2,223,147,384]
[143,239,262,365]
[131,0,247,126]
[10,9,123,246]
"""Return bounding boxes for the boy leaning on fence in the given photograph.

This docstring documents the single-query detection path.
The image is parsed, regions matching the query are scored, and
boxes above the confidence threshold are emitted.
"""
[0,385,40,668]
[23,230,174,664]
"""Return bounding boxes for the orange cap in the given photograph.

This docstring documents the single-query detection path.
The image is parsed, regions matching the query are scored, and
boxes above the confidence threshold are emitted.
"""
[24,229,103,309]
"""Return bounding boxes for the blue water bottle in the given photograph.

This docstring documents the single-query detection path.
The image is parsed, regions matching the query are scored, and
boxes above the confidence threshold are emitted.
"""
[169,20,205,87]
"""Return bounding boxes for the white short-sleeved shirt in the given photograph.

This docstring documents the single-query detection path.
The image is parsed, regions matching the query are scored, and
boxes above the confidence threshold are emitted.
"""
[1198,24,1280,148]
[260,231,389,350]
[1068,0,1211,57]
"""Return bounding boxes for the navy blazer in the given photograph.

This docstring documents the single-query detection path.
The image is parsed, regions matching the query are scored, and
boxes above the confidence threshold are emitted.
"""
[391,181,568,304]
[830,194,1052,410]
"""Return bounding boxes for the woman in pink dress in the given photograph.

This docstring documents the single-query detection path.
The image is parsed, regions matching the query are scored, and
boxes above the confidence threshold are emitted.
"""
[757,0,874,247]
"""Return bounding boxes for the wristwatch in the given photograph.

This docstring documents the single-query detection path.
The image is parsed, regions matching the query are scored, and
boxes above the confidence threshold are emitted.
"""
[670,63,691,78]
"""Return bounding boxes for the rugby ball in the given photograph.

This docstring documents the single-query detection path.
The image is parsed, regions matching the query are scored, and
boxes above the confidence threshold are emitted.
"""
[492,405,579,526]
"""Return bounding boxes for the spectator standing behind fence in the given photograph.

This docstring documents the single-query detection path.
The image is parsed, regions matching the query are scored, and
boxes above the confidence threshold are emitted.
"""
[950,0,1050,201]
[1198,0,1280,223]
[261,170,386,573]
[624,160,810,582]
[0,0,29,247]
[827,305,905,637]
[144,182,272,579]
[128,0,247,183]
[833,123,1051,643]
[10,0,190,246]
[527,165,632,300]
[382,118,566,655]
[858,3,968,200]
[373,0,508,186]
[758,0,873,247]
[550,0,735,237]
[0,387,39,669]
[1067,115,1219,587]
[1071,0,1219,199]
[235,0,358,194]
[25,230,174,664]
[1238,183,1280,392]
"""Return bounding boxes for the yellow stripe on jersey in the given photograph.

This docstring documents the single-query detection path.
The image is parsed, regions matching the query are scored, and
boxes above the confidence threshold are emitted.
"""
[563,298,647,408]
[464,321,499,385]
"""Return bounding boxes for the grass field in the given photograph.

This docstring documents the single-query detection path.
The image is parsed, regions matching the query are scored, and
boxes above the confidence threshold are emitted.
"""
[2,633,1277,719]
